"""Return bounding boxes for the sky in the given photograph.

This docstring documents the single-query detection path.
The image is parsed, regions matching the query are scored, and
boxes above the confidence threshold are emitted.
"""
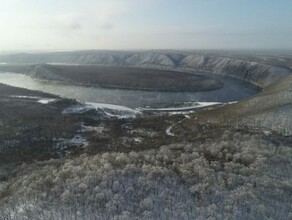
[0,0,291,52]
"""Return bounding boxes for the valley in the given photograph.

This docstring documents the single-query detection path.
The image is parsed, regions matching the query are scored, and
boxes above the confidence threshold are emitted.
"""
[0,50,291,219]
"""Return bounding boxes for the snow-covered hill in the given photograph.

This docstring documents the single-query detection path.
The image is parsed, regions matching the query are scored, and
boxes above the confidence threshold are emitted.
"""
[0,50,290,87]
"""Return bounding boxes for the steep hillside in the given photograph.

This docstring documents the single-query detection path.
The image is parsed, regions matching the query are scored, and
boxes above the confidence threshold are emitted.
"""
[183,74,292,135]
[0,51,291,133]
[25,64,223,92]
[0,53,291,219]
[29,64,68,81]
[0,51,290,87]
[179,55,289,87]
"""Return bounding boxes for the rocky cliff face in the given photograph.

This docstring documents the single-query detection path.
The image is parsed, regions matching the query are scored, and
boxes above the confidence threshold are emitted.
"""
[1,51,291,88]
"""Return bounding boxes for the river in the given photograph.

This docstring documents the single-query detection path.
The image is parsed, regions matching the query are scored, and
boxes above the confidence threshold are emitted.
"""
[0,72,260,108]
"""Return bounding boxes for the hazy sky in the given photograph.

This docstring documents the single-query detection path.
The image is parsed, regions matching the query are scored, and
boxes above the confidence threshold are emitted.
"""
[0,0,291,52]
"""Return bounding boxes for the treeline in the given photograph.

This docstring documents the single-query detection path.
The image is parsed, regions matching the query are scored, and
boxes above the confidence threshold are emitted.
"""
[0,131,291,219]
[29,64,223,92]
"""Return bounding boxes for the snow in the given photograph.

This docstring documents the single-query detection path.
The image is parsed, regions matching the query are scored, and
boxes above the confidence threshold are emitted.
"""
[167,111,195,116]
[9,95,56,104]
[52,135,89,156]
[166,126,175,137]
[62,105,92,114]
[10,95,40,100]
[46,63,81,65]
[263,130,271,136]
[139,102,221,112]
[70,134,87,145]
[133,137,143,143]
[227,101,238,104]
[54,135,88,151]
[166,115,191,137]
[86,102,141,114]
[79,124,104,133]
[196,102,222,107]
[63,102,141,119]
[163,101,234,137]
[37,98,56,104]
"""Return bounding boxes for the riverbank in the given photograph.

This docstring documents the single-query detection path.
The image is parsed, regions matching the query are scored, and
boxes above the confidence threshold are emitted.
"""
[0,71,260,108]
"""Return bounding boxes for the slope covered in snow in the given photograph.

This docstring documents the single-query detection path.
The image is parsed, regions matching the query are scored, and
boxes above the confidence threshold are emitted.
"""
[0,50,290,88]
[188,74,292,135]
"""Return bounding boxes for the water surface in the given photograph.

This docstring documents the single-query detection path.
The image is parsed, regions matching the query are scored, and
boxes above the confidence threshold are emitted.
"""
[0,72,260,108]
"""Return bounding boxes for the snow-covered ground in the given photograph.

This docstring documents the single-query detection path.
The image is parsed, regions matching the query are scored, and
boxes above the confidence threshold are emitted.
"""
[70,134,88,146]
[86,102,141,115]
[9,95,57,104]
[63,102,142,119]
[52,134,89,156]
[166,115,191,137]
[78,124,105,133]
[139,102,222,112]
[227,101,238,104]
[10,95,236,119]
[166,126,175,136]
[37,98,56,104]
[46,63,81,66]
[10,95,40,100]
